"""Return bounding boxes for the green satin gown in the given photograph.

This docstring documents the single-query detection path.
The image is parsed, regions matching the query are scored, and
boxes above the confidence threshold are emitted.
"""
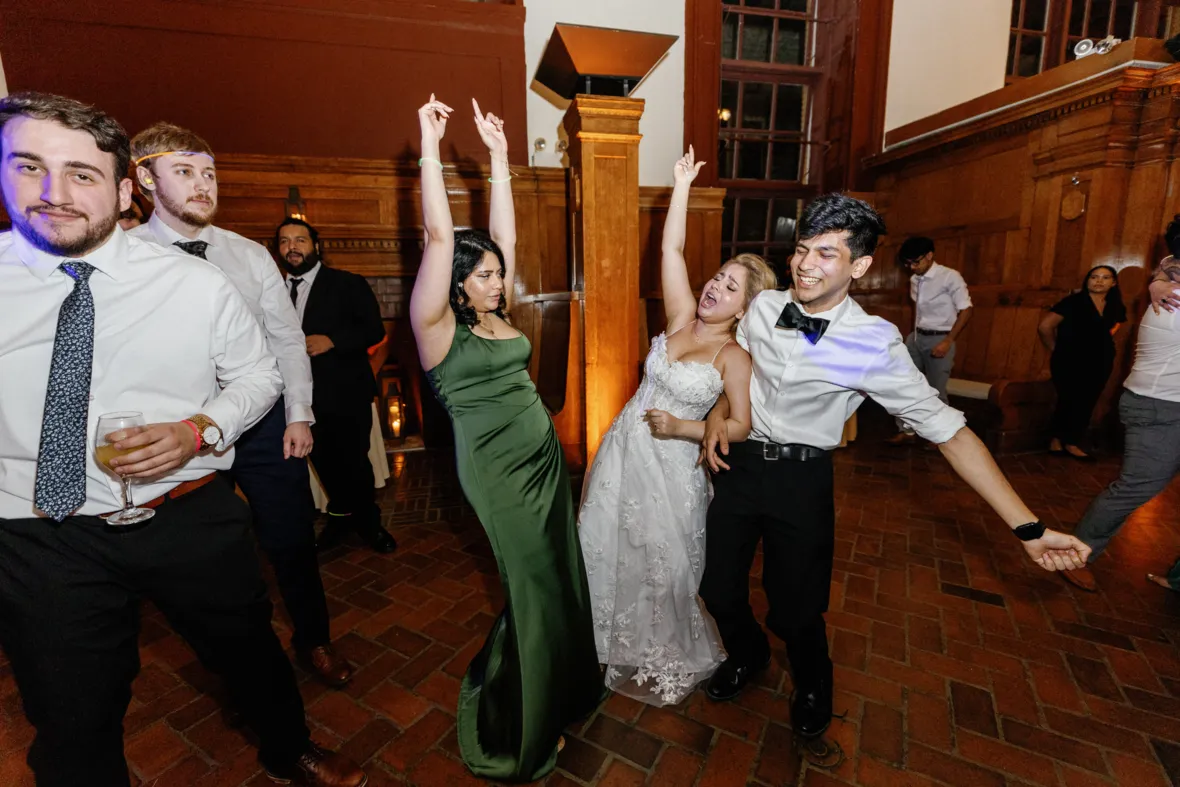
[427,324,603,782]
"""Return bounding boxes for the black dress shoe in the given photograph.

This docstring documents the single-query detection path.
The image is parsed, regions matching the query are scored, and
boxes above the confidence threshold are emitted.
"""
[791,681,833,739]
[358,524,397,554]
[316,519,351,552]
[705,652,771,702]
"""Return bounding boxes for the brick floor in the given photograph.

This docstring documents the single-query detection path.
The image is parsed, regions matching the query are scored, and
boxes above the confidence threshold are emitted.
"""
[2,408,1180,786]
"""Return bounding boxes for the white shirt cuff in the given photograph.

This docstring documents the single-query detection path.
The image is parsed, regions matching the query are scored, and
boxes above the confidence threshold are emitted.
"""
[286,402,316,426]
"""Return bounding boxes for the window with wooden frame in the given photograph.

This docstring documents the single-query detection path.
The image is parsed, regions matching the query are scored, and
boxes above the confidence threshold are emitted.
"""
[1007,0,1168,80]
[718,0,823,279]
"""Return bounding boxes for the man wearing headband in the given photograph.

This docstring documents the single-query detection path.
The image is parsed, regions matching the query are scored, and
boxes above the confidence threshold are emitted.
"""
[128,123,359,688]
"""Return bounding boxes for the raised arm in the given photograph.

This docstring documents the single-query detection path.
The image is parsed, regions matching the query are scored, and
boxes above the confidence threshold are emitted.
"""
[473,99,516,311]
[662,147,706,332]
[409,95,456,368]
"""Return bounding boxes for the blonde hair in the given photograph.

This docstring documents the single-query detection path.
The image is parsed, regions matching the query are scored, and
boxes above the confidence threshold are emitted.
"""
[130,122,214,169]
[721,253,778,306]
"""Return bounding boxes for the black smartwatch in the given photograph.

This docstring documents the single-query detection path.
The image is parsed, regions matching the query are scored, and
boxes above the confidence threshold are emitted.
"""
[1013,521,1046,542]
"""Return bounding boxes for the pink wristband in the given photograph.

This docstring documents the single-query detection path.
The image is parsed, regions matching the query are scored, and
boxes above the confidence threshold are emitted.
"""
[181,419,202,451]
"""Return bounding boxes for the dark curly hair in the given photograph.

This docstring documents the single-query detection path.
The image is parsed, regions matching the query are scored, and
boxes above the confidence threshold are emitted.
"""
[451,230,507,327]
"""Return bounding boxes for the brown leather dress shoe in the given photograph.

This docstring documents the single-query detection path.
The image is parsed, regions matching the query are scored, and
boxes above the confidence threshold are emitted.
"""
[301,644,353,688]
[266,743,367,787]
[1062,566,1098,592]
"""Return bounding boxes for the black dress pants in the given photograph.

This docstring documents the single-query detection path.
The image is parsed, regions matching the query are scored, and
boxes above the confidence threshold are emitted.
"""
[699,444,835,692]
[0,478,310,787]
[1050,355,1112,447]
[227,399,330,652]
[310,400,380,531]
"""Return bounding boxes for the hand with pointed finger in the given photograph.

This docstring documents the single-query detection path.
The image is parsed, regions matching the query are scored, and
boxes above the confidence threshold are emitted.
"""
[673,145,706,187]
[472,98,508,158]
[418,93,453,143]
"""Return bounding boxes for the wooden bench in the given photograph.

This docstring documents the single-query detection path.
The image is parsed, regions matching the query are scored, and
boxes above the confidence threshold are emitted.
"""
[947,377,1054,454]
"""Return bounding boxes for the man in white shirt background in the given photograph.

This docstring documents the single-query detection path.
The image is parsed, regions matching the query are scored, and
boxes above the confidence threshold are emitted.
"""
[127,123,353,687]
[1064,219,1180,594]
[887,236,973,446]
[700,194,1089,743]
[0,92,365,786]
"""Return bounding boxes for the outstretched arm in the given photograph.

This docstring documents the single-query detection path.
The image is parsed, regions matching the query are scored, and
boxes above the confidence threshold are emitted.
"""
[473,99,516,311]
[409,95,457,367]
[662,147,705,332]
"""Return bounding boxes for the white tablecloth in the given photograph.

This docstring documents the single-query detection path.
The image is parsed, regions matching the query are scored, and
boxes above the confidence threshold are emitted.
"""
[309,401,391,512]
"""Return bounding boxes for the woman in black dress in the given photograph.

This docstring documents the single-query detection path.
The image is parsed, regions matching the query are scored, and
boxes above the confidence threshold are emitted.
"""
[1038,265,1127,459]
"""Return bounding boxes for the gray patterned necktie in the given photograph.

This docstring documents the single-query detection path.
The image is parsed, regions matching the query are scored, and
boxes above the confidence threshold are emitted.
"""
[34,261,97,521]
[173,240,209,259]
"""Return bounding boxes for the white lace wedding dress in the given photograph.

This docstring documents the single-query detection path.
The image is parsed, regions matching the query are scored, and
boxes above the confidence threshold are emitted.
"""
[578,329,726,706]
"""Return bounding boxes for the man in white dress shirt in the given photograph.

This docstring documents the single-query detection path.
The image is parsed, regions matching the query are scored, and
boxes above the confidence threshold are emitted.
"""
[700,194,1088,741]
[0,93,365,787]
[128,123,353,686]
[1064,225,1180,593]
[887,236,973,445]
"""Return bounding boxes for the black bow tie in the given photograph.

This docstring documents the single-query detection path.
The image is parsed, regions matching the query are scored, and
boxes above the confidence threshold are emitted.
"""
[173,240,209,259]
[776,301,829,345]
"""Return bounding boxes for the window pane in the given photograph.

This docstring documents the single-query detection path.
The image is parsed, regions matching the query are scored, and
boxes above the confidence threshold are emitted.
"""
[717,138,735,179]
[737,141,769,179]
[775,19,807,65]
[720,80,739,119]
[1007,33,1018,76]
[741,82,773,129]
[1018,34,1043,77]
[771,199,799,244]
[723,0,739,4]
[722,198,736,244]
[782,0,808,10]
[722,13,738,59]
[775,84,805,132]
[746,0,775,8]
[1113,0,1134,40]
[741,15,774,61]
[1012,0,1023,28]
[1088,0,1112,37]
[737,198,769,241]
[771,142,801,180]
[1024,0,1048,30]
[1069,0,1086,36]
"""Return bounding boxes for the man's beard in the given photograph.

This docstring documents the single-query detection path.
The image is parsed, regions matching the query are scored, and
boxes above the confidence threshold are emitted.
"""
[282,249,321,276]
[5,193,119,257]
[156,187,216,229]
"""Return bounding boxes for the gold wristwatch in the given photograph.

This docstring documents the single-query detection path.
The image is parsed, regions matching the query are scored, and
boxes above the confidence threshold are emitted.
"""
[186,414,222,451]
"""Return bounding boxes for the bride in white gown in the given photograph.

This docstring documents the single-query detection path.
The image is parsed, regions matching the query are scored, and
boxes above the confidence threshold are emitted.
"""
[578,148,778,706]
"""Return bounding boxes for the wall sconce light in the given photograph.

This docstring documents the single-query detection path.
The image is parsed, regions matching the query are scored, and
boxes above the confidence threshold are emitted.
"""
[718,108,732,123]
[285,186,306,221]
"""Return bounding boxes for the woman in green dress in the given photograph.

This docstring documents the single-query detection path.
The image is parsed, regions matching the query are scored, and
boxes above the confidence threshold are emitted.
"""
[408,94,603,782]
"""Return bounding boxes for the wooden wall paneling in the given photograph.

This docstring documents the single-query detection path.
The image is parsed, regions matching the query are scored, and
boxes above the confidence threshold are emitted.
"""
[0,0,528,163]
[684,0,723,187]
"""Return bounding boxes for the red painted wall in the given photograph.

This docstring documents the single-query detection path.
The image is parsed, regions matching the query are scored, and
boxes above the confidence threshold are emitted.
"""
[0,0,528,164]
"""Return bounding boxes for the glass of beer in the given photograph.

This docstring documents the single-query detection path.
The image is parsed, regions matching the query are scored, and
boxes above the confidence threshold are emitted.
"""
[95,411,156,525]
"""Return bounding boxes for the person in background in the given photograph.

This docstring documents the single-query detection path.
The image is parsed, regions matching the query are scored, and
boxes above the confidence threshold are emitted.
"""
[129,122,353,687]
[0,91,365,787]
[275,216,397,555]
[887,236,973,446]
[1038,265,1126,460]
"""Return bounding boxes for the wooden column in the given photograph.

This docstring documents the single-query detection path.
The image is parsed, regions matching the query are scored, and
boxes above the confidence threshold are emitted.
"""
[563,95,644,465]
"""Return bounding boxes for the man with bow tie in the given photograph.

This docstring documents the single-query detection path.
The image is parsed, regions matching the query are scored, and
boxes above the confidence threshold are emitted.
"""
[127,123,354,687]
[699,193,1090,742]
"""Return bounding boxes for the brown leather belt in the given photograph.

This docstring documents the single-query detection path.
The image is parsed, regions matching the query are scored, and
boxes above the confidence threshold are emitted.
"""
[100,473,217,517]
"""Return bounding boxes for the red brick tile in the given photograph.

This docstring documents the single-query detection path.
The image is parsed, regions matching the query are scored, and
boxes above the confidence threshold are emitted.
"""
[584,715,662,768]
[597,759,646,786]
[309,692,375,738]
[752,723,800,785]
[909,648,989,688]
[697,734,757,787]
[856,755,942,787]
[990,671,1041,726]
[442,638,483,680]
[124,722,190,780]
[1001,718,1108,774]
[557,735,608,781]
[651,746,705,786]
[832,666,903,708]
[340,717,398,765]
[1028,661,1085,712]
[152,755,212,784]
[860,701,903,764]
[365,681,432,728]
[842,599,906,628]
[907,742,1006,787]
[1107,751,1172,787]
[907,691,952,751]
[345,650,410,700]
[1043,706,1154,759]
[406,750,485,787]
[377,626,431,658]
[941,609,982,646]
[685,694,767,741]
[801,771,855,786]
[1085,696,1180,744]
[826,610,873,636]
[831,629,868,670]
[1102,646,1167,693]
[865,656,945,697]
[1058,764,1115,787]
[869,621,906,662]
[637,706,714,755]
[379,708,454,772]
[956,730,1058,787]
[1065,653,1124,702]
[414,670,461,711]
[945,640,1024,676]
[602,692,646,724]
[185,713,251,762]
[950,681,998,738]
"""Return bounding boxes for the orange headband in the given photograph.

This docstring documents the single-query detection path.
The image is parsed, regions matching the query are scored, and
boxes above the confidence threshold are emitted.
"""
[133,150,215,165]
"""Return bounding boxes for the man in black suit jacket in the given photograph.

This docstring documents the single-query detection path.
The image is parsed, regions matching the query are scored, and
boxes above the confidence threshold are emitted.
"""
[275,218,396,554]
